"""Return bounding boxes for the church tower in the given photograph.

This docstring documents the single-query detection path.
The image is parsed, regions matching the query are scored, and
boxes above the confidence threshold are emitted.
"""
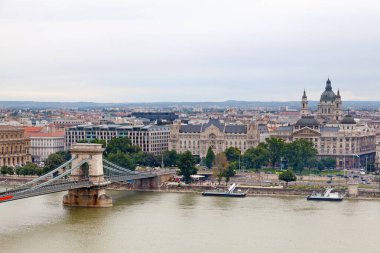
[300,90,310,116]
[317,78,343,123]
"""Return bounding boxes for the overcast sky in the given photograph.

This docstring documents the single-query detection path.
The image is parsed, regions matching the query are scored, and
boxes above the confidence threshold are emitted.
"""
[0,0,379,102]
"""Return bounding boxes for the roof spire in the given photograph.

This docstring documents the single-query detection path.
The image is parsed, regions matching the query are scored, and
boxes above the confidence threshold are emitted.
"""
[302,89,307,98]
[325,77,332,91]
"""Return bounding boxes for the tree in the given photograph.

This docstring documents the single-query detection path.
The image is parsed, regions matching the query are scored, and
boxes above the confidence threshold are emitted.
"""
[279,170,297,186]
[44,153,65,173]
[141,152,160,167]
[284,139,317,174]
[6,166,14,175]
[163,150,178,167]
[225,161,237,183]
[265,137,285,167]
[23,162,39,175]
[1,166,8,175]
[177,151,197,184]
[56,150,72,162]
[242,144,270,171]
[213,153,228,184]
[224,147,241,162]
[317,158,336,171]
[105,137,140,155]
[205,147,215,169]
[107,151,136,170]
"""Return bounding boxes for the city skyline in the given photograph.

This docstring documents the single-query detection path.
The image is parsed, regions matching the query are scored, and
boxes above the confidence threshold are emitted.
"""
[1,0,380,102]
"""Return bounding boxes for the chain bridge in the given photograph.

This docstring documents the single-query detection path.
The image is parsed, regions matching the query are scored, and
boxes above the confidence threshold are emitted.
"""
[0,144,174,207]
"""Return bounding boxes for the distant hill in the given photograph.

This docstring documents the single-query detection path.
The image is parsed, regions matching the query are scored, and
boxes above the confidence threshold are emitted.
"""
[0,100,379,110]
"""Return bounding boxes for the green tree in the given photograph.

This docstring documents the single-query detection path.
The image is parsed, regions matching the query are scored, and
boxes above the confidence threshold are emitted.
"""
[224,147,241,162]
[163,150,178,167]
[213,153,229,184]
[22,162,39,175]
[1,166,8,175]
[105,137,140,155]
[44,153,65,173]
[242,144,270,171]
[278,170,297,186]
[279,169,297,186]
[141,153,159,167]
[317,158,336,171]
[107,151,136,170]
[177,151,197,184]
[284,139,317,174]
[6,166,14,175]
[205,147,215,169]
[224,161,237,183]
[265,137,285,167]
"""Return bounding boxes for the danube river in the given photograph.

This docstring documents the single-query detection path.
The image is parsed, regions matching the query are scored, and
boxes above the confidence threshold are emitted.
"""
[1,187,380,253]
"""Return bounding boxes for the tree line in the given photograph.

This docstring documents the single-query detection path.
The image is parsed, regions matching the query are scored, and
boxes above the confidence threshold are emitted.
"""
[204,138,336,174]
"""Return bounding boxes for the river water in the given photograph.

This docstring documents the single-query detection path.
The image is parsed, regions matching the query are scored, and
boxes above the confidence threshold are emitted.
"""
[1,187,380,253]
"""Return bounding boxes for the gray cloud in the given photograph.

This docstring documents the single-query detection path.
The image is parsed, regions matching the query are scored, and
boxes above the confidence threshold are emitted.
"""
[0,0,379,102]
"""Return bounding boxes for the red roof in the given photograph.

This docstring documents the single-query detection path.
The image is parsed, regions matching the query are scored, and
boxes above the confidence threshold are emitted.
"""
[25,131,65,138]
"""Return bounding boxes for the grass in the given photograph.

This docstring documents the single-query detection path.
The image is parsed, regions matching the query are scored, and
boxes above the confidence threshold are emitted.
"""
[251,167,344,177]
[287,185,348,191]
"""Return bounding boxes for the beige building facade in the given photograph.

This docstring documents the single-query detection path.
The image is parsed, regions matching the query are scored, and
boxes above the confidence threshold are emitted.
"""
[272,79,376,169]
[169,119,260,157]
[0,126,31,167]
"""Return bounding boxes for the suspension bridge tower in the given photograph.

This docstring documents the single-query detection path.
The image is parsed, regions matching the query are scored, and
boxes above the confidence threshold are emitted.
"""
[63,143,113,207]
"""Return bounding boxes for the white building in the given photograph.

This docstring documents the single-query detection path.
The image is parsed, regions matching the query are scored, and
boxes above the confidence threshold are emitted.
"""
[27,131,65,162]
[65,124,170,155]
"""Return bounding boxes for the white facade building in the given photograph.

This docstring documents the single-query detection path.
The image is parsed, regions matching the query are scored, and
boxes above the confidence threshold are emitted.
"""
[28,132,65,162]
[65,124,170,155]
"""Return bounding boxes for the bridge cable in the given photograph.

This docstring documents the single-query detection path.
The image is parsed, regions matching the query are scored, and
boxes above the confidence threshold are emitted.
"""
[2,156,77,194]
[26,158,91,192]
[103,165,125,175]
[103,159,137,174]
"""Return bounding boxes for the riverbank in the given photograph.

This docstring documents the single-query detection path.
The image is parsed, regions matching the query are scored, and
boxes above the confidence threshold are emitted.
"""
[108,183,380,200]
[3,175,380,200]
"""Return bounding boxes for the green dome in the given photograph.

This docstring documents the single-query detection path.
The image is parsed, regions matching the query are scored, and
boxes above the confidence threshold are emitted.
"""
[320,78,337,102]
[341,115,356,124]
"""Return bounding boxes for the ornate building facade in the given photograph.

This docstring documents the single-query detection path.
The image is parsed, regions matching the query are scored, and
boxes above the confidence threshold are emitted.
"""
[272,80,376,169]
[169,119,260,157]
[318,78,343,123]
[0,126,31,167]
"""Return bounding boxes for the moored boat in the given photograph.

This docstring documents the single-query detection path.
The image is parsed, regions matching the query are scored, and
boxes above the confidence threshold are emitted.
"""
[202,183,247,198]
[307,187,344,201]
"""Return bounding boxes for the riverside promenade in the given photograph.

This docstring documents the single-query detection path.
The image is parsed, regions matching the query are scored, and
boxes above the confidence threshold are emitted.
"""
[2,172,380,200]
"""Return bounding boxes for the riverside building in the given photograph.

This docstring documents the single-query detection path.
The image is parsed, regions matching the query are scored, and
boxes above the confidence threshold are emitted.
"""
[0,126,31,166]
[65,124,170,155]
[25,128,65,163]
[271,79,376,168]
[169,118,260,157]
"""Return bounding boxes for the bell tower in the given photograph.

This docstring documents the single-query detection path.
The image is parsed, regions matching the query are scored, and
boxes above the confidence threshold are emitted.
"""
[300,90,310,116]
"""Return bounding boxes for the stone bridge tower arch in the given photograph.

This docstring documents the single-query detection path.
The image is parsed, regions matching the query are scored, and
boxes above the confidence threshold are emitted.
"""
[70,143,106,184]
[63,143,112,207]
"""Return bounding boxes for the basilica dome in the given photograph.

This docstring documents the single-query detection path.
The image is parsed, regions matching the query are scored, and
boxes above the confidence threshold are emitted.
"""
[320,78,337,102]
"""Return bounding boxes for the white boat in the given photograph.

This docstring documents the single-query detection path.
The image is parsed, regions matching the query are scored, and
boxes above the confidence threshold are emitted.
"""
[307,187,344,201]
[202,183,247,197]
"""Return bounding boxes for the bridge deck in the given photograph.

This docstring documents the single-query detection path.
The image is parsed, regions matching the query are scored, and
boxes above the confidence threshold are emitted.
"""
[0,172,163,203]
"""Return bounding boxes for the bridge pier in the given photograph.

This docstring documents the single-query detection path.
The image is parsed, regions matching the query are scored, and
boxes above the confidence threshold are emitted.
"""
[63,187,112,208]
[63,144,113,208]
